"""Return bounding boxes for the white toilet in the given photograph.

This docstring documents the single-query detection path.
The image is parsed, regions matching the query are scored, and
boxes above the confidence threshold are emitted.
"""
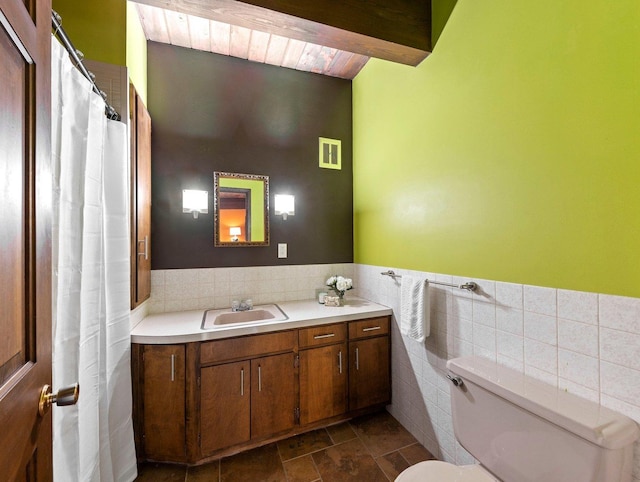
[396,355,639,482]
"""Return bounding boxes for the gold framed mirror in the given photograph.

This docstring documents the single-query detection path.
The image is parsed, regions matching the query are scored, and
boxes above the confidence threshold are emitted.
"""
[214,171,270,247]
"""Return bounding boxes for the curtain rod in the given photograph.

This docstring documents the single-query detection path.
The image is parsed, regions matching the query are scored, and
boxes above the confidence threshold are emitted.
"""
[51,10,121,121]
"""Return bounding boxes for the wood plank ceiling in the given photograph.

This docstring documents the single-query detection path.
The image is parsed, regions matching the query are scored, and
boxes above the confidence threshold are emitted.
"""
[133,0,431,80]
[135,3,371,79]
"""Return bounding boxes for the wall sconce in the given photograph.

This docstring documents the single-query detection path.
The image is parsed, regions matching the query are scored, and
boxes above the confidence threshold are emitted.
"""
[229,226,241,242]
[182,189,208,219]
[274,194,295,220]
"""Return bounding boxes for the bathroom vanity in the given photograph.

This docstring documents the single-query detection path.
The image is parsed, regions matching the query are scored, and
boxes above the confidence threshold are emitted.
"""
[131,298,392,465]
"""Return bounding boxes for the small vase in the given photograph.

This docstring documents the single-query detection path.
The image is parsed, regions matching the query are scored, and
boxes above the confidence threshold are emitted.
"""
[336,291,345,306]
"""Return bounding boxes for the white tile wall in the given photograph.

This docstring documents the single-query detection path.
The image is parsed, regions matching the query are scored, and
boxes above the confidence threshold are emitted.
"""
[148,263,355,314]
[353,263,640,481]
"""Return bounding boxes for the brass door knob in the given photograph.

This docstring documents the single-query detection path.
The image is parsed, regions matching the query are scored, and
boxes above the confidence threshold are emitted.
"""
[39,383,79,416]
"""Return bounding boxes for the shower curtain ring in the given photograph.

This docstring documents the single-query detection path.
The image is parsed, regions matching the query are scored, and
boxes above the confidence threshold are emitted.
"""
[52,10,62,37]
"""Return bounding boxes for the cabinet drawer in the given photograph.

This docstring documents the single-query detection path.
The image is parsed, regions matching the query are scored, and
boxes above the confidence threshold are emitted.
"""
[348,317,389,340]
[201,330,296,365]
[299,323,346,348]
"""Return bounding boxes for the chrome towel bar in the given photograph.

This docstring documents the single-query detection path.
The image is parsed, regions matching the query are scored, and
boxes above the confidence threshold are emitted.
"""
[380,270,477,292]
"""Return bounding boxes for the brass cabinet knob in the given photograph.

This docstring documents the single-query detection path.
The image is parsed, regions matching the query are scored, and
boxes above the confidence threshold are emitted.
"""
[39,383,80,416]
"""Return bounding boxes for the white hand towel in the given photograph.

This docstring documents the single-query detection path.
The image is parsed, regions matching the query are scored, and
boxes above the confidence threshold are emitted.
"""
[400,275,430,342]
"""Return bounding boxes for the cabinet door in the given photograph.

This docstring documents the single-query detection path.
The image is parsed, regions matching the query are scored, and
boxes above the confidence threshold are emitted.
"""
[251,353,296,438]
[299,343,347,425]
[130,85,151,308]
[143,345,185,461]
[349,336,390,411]
[200,361,250,454]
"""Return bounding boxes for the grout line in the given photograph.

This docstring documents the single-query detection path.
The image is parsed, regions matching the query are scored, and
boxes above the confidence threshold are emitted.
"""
[275,439,285,466]
[349,417,393,481]
[278,427,337,481]
[279,428,338,463]
[397,449,413,466]
[376,441,423,459]
[309,450,323,482]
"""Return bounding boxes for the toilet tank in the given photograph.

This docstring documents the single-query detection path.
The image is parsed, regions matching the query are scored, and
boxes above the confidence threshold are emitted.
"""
[446,356,639,482]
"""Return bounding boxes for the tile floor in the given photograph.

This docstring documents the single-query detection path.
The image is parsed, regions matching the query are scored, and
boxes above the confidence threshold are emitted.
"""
[136,410,436,481]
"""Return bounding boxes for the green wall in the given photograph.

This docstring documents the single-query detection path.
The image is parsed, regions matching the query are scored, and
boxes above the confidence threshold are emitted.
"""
[53,0,126,65]
[353,0,640,298]
[127,1,148,103]
[432,0,457,47]
[52,0,147,101]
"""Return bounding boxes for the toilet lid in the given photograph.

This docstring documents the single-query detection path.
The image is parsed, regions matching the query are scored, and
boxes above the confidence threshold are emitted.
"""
[396,461,498,481]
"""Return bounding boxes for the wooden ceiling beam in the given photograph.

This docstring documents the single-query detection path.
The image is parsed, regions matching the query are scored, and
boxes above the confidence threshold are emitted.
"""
[131,0,431,66]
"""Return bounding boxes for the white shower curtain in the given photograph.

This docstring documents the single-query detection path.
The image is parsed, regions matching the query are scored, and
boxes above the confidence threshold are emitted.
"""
[51,38,137,481]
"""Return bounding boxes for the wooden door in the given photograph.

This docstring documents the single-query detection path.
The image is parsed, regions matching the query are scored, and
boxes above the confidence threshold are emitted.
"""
[349,337,391,411]
[299,343,347,425]
[130,85,151,308]
[200,360,250,454]
[251,353,295,438]
[142,345,186,461]
[0,0,53,480]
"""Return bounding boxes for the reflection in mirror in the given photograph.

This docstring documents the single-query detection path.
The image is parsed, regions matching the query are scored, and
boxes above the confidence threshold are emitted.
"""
[214,172,269,247]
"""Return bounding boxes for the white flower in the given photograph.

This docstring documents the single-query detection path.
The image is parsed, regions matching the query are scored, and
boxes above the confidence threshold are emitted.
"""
[327,275,353,293]
[336,278,349,291]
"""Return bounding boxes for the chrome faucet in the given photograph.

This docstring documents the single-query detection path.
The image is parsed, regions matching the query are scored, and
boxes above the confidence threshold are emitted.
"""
[232,299,253,312]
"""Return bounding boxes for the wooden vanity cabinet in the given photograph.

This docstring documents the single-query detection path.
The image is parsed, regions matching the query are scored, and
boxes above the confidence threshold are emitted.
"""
[199,331,296,457]
[138,344,186,462]
[298,323,348,425]
[133,314,391,464]
[348,317,391,411]
[200,360,250,453]
[250,353,296,438]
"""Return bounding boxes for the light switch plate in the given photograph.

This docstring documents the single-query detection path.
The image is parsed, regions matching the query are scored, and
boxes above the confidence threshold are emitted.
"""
[278,243,287,258]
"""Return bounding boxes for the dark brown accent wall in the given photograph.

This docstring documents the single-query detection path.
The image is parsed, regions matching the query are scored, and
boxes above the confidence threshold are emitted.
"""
[148,42,353,269]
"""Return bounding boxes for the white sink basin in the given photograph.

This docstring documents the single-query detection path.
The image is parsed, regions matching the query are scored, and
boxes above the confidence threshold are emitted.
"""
[201,304,288,329]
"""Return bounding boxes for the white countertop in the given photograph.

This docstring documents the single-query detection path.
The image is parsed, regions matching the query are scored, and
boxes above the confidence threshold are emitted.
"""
[131,297,393,344]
